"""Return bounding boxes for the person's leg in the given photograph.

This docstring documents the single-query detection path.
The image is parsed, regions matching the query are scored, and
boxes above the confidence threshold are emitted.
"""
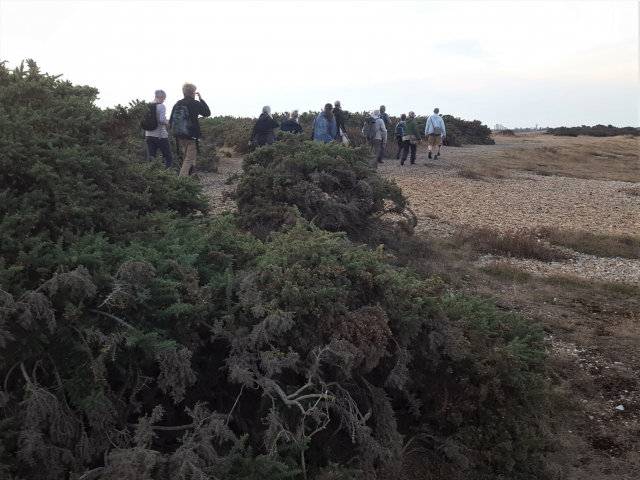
[369,139,381,168]
[434,136,442,158]
[427,135,434,158]
[146,136,159,162]
[436,143,442,159]
[179,139,197,176]
[400,140,410,165]
[410,143,417,164]
[396,138,403,159]
[158,138,174,169]
[378,141,385,163]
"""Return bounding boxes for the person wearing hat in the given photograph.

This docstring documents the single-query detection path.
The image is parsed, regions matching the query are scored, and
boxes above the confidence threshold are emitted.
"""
[425,108,446,160]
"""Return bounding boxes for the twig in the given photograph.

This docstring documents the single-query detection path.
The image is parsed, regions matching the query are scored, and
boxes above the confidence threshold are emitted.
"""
[88,309,135,330]
[126,422,196,432]
[78,467,104,480]
[3,361,20,395]
[226,385,244,426]
[19,362,33,386]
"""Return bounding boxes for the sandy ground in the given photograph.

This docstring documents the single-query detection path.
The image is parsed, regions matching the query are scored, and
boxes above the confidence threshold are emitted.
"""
[201,133,640,284]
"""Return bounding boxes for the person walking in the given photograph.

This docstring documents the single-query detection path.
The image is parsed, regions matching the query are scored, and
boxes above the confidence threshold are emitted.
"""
[400,111,421,165]
[280,110,303,134]
[312,103,337,144]
[425,108,446,160]
[378,105,391,161]
[143,89,173,169]
[169,83,211,177]
[362,109,387,168]
[333,101,348,144]
[394,113,406,160]
[249,106,280,147]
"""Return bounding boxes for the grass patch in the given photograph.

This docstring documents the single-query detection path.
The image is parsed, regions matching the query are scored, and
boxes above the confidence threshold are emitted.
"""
[540,227,640,259]
[479,264,532,281]
[458,166,506,180]
[545,275,593,289]
[456,226,568,261]
[483,135,639,181]
[601,282,640,297]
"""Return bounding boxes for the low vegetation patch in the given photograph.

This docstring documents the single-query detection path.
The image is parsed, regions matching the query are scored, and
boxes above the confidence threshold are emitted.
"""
[479,136,640,182]
[456,226,569,262]
[540,227,640,259]
[479,264,533,281]
[547,125,639,137]
[458,165,506,180]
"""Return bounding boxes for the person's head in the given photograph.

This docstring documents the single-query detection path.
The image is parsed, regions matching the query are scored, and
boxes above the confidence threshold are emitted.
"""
[401,113,406,121]
[434,108,439,114]
[262,106,272,118]
[373,109,380,117]
[408,111,416,118]
[154,90,166,103]
[380,105,386,113]
[334,100,341,108]
[182,83,197,98]
[323,103,334,122]
[290,110,299,120]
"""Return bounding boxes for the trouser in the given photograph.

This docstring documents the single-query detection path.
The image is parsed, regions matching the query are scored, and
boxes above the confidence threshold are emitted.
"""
[369,139,382,168]
[146,136,174,169]
[400,140,417,164]
[178,138,198,176]
[378,140,385,162]
[396,138,403,159]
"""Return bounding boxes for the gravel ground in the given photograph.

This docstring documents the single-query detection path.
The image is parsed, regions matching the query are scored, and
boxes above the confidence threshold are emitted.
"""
[200,135,640,284]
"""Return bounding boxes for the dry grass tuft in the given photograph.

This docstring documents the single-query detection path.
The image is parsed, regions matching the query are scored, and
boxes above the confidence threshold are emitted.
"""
[540,227,640,259]
[484,135,639,181]
[455,226,569,261]
[619,184,640,197]
[458,165,507,180]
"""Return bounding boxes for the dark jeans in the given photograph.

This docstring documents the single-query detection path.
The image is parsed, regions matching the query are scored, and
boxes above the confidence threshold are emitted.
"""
[401,140,417,164]
[378,141,385,162]
[146,136,173,169]
[396,138,403,159]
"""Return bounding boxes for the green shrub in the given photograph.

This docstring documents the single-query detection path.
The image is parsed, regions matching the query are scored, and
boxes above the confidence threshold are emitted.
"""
[0,60,557,480]
[547,125,639,137]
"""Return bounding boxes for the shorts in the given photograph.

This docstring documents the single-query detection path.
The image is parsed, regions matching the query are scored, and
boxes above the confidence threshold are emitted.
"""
[427,134,442,147]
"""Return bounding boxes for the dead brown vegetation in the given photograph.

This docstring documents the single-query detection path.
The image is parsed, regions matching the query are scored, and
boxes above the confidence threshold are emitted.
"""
[540,227,640,259]
[485,135,639,182]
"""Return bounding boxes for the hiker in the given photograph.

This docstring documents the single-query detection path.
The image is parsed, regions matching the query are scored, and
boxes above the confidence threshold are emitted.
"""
[333,101,348,144]
[395,113,406,160]
[400,111,421,165]
[312,103,337,144]
[248,106,280,147]
[425,108,446,160]
[378,105,391,160]
[169,83,211,176]
[362,109,387,168]
[280,110,303,134]
[142,90,173,169]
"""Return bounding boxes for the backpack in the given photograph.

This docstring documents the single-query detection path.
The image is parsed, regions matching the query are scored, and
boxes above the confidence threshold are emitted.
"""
[395,121,405,139]
[140,102,158,131]
[430,116,442,135]
[362,116,378,140]
[170,104,192,138]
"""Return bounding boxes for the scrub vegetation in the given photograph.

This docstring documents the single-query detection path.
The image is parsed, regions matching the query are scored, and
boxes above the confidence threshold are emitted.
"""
[0,60,558,479]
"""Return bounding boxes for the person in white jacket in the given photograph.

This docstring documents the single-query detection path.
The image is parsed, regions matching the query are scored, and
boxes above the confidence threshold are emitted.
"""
[425,108,446,160]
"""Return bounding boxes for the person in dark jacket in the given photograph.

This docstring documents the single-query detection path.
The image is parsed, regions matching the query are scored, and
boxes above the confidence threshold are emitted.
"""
[249,106,280,147]
[333,100,347,143]
[400,111,421,165]
[395,113,406,160]
[280,110,303,134]
[169,82,212,176]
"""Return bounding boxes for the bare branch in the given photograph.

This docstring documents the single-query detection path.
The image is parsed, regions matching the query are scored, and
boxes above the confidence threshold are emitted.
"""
[88,309,135,330]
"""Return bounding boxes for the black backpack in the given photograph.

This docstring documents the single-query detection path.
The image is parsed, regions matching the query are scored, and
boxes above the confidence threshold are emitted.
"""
[170,103,192,138]
[140,102,158,131]
[362,116,378,140]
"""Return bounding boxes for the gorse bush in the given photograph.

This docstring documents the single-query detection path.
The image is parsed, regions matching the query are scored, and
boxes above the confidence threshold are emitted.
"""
[0,60,557,480]
[230,133,413,239]
[547,124,639,137]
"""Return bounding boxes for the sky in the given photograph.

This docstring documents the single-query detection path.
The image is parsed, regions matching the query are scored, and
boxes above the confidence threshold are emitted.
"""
[0,0,638,128]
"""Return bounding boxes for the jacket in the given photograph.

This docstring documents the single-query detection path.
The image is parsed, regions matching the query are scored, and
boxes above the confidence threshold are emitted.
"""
[425,114,446,136]
[333,107,346,135]
[380,112,391,128]
[312,112,337,143]
[170,96,211,140]
[404,117,421,140]
[280,118,303,134]
[250,114,280,141]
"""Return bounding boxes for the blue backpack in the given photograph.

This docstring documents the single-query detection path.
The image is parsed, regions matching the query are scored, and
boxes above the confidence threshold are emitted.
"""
[395,121,405,139]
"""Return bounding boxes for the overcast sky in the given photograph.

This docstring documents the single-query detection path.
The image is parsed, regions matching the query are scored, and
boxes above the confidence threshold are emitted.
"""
[1,1,638,128]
